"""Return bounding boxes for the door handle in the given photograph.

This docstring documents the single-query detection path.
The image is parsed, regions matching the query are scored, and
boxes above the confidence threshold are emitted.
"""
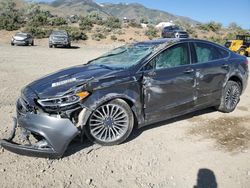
[184,68,194,74]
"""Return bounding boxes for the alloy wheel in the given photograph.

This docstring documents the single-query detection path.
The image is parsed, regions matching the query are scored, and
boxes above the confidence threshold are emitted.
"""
[89,103,130,143]
[225,84,240,111]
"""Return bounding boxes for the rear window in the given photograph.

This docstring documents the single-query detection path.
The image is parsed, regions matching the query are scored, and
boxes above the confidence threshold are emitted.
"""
[194,42,229,63]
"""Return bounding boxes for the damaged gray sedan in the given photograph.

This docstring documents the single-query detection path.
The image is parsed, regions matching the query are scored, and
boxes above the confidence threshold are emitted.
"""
[0,38,248,158]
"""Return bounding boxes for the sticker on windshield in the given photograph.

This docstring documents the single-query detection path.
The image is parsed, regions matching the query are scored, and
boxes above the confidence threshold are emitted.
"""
[52,78,77,87]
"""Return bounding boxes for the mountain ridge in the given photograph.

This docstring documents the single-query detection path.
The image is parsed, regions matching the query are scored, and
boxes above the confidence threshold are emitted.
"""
[47,0,200,25]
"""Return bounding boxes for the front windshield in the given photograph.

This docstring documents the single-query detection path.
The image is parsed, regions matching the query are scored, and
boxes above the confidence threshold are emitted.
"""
[172,26,181,30]
[16,33,27,37]
[90,45,154,69]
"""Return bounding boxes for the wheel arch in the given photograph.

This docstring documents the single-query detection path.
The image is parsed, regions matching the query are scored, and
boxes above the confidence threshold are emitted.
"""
[228,75,243,93]
[79,93,143,129]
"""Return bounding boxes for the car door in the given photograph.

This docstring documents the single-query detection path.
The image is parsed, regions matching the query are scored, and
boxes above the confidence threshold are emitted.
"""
[190,42,230,107]
[142,42,196,123]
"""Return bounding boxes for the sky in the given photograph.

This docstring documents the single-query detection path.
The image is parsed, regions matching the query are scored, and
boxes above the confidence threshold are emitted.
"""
[38,0,250,29]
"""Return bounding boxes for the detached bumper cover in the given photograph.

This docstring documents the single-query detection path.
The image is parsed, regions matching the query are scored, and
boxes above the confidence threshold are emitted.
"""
[0,114,79,158]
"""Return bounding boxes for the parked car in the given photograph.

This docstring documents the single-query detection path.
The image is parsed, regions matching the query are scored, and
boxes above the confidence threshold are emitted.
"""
[11,32,34,46]
[49,30,71,48]
[162,25,189,38]
[1,38,248,158]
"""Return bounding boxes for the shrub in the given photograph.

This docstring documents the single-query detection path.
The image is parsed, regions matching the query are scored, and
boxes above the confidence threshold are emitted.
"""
[128,21,142,28]
[118,39,125,42]
[79,16,93,31]
[104,17,121,29]
[23,26,51,38]
[91,32,106,41]
[69,29,88,41]
[60,26,88,41]
[198,22,222,32]
[49,17,67,26]
[86,13,103,25]
[110,35,117,41]
[140,17,149,24]
[0,0,24,30]
[145,26,159,39]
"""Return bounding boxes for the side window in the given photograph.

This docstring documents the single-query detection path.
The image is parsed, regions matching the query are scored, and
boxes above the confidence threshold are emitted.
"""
[194,42,228,63]
[155,43,189,70]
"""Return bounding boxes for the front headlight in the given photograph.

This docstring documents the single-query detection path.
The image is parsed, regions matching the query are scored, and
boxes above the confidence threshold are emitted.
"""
[37,91,89,107]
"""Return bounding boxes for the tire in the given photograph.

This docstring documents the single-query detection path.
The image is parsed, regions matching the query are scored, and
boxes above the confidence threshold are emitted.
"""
[31,41,34,46]
[237,48,246,56]
[84,99,134,146]
[217,81,241,113]
[11,43,14,46]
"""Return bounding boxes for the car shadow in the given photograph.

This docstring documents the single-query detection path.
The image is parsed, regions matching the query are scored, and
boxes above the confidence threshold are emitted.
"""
[54,46,80,49]
[125,107,216,144]
[64,136,93,157]
[63,107,216,157]
[194,168,218,188]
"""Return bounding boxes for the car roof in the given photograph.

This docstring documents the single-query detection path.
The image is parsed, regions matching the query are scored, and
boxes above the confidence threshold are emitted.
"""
[135,38,222,47]
[15,32,29,35]
[52,30,67,34]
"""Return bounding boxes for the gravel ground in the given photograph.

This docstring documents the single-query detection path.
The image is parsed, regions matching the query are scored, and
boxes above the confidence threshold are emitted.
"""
[0,42,250,188]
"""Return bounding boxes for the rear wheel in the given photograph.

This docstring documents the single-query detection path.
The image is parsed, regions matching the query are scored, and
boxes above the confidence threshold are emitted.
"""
[84,99,134,146]
[217,81,241,113]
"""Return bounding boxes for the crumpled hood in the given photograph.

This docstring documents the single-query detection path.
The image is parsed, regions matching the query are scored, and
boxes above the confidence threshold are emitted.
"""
[26,64,117,98]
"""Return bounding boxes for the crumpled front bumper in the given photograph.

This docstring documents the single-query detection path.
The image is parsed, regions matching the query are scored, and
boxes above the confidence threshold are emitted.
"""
[0,114,79,158]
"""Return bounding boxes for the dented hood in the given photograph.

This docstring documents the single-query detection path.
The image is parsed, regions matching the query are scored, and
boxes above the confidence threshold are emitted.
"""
[26,64,118,98]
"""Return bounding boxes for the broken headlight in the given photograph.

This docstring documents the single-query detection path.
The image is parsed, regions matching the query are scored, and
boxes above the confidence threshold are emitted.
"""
[37,91,89,107]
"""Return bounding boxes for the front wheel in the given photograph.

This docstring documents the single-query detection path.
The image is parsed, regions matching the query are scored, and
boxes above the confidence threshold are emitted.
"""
[84,99,134,146]
[217,81,241,113]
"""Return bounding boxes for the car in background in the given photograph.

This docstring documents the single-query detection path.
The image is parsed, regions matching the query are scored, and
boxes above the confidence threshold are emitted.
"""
[162,25,189,38]
[11,33,34,46]
[49,30,71,48]
[0,38,248,158]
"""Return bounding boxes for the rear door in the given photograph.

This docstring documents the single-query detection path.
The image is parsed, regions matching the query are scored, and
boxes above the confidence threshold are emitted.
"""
[142,42,196,122]
[190,42,230,106]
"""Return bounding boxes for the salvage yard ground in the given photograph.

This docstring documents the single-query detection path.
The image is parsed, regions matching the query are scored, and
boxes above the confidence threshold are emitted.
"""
[0,40,250,188]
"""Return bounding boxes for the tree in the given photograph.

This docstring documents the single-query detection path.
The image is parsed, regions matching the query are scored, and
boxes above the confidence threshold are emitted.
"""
[228,22,242,31]
[26,4,50,27]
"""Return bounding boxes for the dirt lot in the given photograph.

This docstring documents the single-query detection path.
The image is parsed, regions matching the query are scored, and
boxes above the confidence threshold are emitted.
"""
[0,40,250,188]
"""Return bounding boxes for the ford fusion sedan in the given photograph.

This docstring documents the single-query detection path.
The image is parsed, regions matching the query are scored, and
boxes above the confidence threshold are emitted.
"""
[11,32,34,46]
[0,38,248,158]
